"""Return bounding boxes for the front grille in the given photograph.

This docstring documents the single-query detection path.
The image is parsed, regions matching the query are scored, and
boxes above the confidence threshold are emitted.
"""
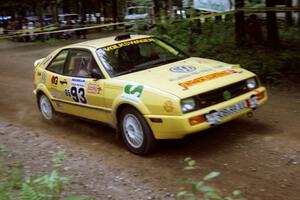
[196,80,252,109]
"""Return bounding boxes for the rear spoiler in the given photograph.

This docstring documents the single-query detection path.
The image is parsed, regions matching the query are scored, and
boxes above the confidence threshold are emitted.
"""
[34,58,45,68]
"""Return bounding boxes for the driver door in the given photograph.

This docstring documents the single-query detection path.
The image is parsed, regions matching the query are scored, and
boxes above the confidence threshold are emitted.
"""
[61,48,109,123]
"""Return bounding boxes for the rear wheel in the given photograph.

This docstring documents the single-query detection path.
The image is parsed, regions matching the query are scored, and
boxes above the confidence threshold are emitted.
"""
[120,107,156,155]
[39,94,54,121]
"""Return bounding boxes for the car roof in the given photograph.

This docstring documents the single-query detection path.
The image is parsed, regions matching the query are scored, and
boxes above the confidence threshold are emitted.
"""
[66,34,151,49]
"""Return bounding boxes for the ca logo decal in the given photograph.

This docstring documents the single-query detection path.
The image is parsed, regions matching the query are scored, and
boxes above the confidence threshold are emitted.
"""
[124,84,144,98]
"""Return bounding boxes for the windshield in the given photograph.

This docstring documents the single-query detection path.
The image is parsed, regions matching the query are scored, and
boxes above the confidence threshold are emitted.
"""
[96,37,188,77]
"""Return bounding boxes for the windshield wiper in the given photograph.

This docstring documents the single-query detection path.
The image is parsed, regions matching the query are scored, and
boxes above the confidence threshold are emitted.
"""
[114,56,186,77]
[114,67,149,77]
[150,56,184,68]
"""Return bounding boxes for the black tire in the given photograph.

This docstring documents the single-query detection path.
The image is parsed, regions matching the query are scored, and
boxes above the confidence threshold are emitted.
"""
[120,107,156,155]
[38,94,55,121]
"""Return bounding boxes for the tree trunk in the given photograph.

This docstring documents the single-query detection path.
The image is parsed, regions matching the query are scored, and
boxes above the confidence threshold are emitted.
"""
[153,0,160,20]
[234,0,246,46]
[112,0,118,30]
[266,0,279,50]
[285,0,293,27]
[298,0,300,28]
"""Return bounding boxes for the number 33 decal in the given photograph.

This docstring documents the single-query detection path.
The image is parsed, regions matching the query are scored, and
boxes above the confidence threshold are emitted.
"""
[70,87,87,104]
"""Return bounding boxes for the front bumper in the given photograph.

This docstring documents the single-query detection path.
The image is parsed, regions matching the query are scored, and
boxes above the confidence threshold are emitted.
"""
[145,87,267,139]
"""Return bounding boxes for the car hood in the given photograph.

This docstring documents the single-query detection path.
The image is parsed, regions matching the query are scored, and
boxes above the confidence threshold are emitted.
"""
[115,57,255,99]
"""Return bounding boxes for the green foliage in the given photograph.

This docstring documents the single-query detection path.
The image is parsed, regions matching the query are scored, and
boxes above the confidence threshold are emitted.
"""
[52,151,66,166]
[140,18,300,84]
[0,144,7,154]
[178,158,245,200]
[20,183,40,200]
[0,146,87,200]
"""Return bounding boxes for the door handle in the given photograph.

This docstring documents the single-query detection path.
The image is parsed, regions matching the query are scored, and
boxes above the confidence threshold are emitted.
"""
[59,80,68,85]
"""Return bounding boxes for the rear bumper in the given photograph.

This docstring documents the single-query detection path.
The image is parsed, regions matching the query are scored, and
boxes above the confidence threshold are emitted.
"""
[145,87,267,139]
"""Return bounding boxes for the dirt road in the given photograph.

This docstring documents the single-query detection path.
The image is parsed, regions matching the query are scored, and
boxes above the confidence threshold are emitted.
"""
[0,37,299,200]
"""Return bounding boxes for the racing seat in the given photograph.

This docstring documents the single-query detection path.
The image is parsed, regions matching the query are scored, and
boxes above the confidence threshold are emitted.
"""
[118,45,141,69]
[69,56,88,77]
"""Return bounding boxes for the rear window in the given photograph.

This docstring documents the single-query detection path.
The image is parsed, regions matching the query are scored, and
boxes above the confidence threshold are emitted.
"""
[46,50,69,74]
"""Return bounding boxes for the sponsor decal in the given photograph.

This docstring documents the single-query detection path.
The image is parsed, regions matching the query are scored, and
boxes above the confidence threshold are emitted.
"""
[213,65,226,69]
[40,71,46,84]
[178,70,238,88]
[104,38,154,52]
[71,78,85,87]
[124,84,144,98]
[169,68,212,82]
[51,75,58,85]
[65,78,87,104]
[170,66,196,73]
[60,79,68,85]
[87,84,102,94]
[163,101,174,112]
[122,84,144,104]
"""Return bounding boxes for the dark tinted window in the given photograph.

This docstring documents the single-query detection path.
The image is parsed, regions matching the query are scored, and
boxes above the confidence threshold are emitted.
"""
[46,50,68,74]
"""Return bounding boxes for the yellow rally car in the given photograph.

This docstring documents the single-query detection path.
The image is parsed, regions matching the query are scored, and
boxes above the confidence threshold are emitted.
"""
[33,34,267,155]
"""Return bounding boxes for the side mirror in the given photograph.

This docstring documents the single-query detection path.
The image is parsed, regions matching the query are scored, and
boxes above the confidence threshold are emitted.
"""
[91,69,103,80]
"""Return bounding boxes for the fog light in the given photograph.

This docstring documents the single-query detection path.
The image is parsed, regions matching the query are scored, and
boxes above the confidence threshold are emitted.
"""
[257,91,265,100]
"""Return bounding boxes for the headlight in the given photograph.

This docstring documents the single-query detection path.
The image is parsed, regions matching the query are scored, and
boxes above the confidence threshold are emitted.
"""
[246,78,257,90]
[181,98,197,113]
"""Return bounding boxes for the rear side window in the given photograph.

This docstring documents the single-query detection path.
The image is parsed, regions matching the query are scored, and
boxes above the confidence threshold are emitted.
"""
[46,50,69,74]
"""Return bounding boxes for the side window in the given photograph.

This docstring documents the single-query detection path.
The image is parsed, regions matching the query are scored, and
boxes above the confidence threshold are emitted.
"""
[64,49,100,78]
[46,50,69,74]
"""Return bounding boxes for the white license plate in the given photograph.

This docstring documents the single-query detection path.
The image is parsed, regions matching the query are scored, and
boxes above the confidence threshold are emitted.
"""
[205,96,258,126]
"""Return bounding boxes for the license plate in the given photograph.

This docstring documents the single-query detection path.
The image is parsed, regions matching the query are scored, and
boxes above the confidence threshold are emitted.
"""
[205,96,258,126]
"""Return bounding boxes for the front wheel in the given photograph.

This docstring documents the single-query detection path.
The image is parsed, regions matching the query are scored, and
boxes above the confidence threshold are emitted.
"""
[38,94,55,121]
[120,107,156,155]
